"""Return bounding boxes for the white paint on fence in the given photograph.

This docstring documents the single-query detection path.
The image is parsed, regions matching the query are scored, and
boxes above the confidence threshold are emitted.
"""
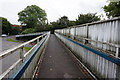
[55,17,120,79]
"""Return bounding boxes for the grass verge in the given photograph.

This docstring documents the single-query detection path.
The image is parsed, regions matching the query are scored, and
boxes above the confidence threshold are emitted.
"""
[7,38,20,43]
[24,47,32,52]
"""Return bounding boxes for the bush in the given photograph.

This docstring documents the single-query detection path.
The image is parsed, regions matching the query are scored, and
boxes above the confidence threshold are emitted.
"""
[11,27,20,35]
[21,28,35,34]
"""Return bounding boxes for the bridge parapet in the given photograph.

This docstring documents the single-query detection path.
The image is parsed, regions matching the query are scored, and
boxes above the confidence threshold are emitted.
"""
[55,17,120,79]
[0,32,50,79]
[56,17,120,57]
[55,33,120,79]
[15,32,46,37]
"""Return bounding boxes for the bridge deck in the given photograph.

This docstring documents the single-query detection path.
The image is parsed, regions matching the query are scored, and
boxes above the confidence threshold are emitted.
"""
[37,34,93,79]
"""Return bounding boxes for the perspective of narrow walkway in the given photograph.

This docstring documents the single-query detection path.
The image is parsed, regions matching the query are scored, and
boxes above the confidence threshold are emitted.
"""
[38,34,93,79]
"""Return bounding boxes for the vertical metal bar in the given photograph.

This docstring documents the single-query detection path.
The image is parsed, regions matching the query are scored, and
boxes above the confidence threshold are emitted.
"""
[74,27,76,40]
[20,47,24,62]
[37,39,39,43]
[63,29,65,35]
[69,27,71,38]
[116,47,119,57]
[117,20,120,57]
[65,29,66,36]
[42,35,44,39]
[85,24,89,44]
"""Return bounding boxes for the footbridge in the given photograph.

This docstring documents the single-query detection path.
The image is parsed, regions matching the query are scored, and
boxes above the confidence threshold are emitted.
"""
[0,17,120,79]
[15,32,47,41]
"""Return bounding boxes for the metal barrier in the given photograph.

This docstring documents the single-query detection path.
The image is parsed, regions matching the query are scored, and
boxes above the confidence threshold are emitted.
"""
[15,32,47,37]
[55,17,120,79]
[0,32,50,79]
[55,17,120,57]
[55,32,120,79]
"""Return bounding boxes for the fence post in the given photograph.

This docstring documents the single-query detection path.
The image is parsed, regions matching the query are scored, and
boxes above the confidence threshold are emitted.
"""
[37,39,39,43]
[116,47,119,57]
[85,24,89,44]
[68,27,71,38]
[63,29,65,35]
[65,29,66,36]
[20,46,24,62]
[74,27,76,40]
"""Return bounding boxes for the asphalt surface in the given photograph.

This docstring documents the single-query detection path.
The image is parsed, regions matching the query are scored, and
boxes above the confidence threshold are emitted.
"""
[1,37,21,52]
[38,34,93,79]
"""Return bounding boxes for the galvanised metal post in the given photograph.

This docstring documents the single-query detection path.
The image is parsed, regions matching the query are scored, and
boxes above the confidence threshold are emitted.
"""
[20,46,24,62]
[37,39,39,43]
[68,27,71,38]
[84,24,89,44]
[74,27,76,40]
[116,47,119,57]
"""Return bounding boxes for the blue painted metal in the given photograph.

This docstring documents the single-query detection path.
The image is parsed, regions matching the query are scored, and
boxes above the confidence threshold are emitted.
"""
[59,34,120,65]
[9,35,48,80]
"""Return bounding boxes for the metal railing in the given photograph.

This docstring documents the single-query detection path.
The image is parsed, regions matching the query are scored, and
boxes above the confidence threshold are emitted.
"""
[55,17,120,57]
[55,32,120,79]
[15,32,47,37]
[74,36,120,57]
[0,32,50,79]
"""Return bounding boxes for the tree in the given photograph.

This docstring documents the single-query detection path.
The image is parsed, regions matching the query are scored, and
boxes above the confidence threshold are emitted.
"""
[76,13,100,25]
[103,1,120,18]
[50,22,58,30]
[50,16,77,31]
[21,28,35,34]
[18,5,47,29]
[1,17,20,35]
[50,16,70,30]
[11,27,20,35]
[69,21,76,26]
[1,17,12,35]
[57,16,70,28]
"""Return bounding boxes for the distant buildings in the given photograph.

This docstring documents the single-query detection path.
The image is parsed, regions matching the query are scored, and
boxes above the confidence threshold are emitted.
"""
[12,24,22,31]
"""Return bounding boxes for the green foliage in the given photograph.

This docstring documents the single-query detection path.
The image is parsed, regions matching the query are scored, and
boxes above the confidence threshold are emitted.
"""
[1,17,20,35]
[50,22,58,29]
[24,47,31,52]
[103,1,120,18]
[11,27,20,35]
[18,5,47,29]
[50,16,71,30]
[57,16,70,28]
[69,21,76,26]
[76,13,100,25]
[1,17,12,34]
[21,28,35,34]
[35,24,46,32]
[7,38,20,43]
[50,13,100,30]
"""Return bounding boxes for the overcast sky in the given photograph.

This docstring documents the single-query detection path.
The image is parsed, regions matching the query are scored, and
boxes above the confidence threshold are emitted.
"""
[0,0,108,25]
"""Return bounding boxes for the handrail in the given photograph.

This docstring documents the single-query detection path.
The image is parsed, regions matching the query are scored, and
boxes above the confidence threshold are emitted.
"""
[9,33,49,79]
[55,16,120,57]
[74,36,120,48]
[0,59,22,80]
[56,33,120,65]
[0,32,49,79]
[0,33,47,60]
[58,31,120,57]
[15,32,46,37]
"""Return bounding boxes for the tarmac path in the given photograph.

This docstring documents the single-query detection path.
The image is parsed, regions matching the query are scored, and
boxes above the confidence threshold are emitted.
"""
[38,34,93,79]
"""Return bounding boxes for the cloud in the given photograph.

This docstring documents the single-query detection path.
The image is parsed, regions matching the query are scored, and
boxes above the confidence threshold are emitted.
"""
[0,0,107,24]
